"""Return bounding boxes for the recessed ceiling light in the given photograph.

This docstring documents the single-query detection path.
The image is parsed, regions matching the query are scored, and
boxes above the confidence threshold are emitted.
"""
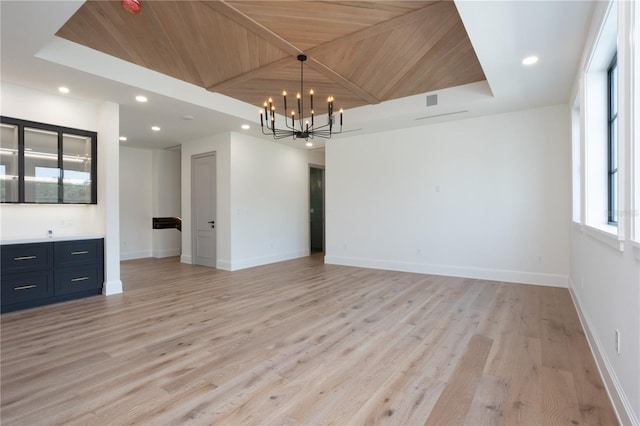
[522,56,539,66]
[58,86,70,94]
[182,115,194,121]
[306,141,313,147]
[241,124,250,130]
[136,95,148,103]
[119,136,128,141]
[151,126,161,131]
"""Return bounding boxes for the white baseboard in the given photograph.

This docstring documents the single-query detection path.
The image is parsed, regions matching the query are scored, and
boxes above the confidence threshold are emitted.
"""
[120,249,152,261]
[217,260,232,271]
[569,283,638,426]
[324,255,568,287]
[229,249,309,271]
[152,248,181,258]
[178,255,231,270]
[102,279,123,295]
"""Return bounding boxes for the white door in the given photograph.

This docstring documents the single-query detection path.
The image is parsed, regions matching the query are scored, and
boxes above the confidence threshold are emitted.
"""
[192,153,216,267]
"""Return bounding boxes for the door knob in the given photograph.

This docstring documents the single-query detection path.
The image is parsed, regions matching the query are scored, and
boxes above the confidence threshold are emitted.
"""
[208,220,215,228]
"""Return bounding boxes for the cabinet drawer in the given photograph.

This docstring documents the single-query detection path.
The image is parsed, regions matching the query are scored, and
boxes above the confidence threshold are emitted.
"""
[1,243,53,273]
[55,266,102,295]
[1,270,54,304]
[54,239,103,267]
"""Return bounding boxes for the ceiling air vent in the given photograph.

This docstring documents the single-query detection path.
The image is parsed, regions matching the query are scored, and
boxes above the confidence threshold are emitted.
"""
[426,94,438,107]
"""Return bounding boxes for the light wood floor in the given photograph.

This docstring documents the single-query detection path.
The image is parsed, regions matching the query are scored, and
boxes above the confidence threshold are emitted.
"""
[1,255,617,425]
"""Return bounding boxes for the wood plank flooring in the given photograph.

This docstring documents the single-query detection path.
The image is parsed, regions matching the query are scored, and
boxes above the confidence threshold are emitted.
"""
[1,255,618,425]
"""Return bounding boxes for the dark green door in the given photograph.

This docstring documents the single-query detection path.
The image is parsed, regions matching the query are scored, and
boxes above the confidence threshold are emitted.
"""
[310,167,324,253]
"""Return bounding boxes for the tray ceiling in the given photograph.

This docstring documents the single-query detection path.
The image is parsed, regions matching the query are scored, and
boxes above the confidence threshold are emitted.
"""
[56,1,486,112]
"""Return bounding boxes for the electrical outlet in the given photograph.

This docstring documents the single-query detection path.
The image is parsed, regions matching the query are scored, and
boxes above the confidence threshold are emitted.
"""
[615,329,621,354]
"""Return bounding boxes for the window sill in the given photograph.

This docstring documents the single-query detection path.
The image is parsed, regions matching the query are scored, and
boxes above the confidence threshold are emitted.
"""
[584,224,624,252]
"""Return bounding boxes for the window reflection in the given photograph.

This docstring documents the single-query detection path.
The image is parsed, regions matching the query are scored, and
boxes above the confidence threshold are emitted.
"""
[24,127,60,203]
[0,123,19,202]
[62,133,92,203]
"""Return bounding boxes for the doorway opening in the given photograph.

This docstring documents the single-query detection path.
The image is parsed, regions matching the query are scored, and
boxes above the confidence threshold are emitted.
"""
[309,165,325,253]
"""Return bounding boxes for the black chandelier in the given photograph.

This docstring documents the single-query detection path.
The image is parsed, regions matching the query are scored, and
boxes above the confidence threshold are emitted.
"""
[260,54,342,142]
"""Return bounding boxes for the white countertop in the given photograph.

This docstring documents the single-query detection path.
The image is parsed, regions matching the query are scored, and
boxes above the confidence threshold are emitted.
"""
[1,235,104,245]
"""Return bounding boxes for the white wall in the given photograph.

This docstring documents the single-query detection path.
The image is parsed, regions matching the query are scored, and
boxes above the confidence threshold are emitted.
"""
[326,104,571,287]
[181,131,323,270]
[228,133,313,269]
[120,146,152,260]
[570,231,639,424]
[152,149,181,258]
[568,2,640,424]
[0,82,102,240]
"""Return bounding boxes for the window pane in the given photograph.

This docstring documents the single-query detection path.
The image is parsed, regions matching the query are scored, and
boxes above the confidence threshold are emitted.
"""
[610,62,617,117]
[24,127,59,203]
[62,133,93,203]
[0,123,19,202]
[610,118,617,169]
[611,171,618,223]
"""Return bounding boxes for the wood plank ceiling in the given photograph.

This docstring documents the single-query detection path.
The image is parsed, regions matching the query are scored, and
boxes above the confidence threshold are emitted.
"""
[57,1,486,114]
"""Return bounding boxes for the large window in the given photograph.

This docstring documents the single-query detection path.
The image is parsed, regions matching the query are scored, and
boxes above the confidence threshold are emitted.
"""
[582,0,617,235]
[0,116,97,204]
[607,56,618,224]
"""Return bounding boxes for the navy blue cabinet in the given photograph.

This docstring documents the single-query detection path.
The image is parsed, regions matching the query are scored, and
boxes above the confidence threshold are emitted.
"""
[1,238,103,313]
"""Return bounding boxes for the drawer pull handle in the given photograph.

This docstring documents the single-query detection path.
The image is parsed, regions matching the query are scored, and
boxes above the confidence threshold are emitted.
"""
[71,277,90,282]
[14,284,37,291]
[71,251,89,255]
[14,255,37,261]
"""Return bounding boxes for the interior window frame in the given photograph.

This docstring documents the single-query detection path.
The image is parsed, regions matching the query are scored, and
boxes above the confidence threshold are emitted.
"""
[0,116,97,205]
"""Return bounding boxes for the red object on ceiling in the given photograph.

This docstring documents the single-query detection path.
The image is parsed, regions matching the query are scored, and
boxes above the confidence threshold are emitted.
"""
[121,0,141,14]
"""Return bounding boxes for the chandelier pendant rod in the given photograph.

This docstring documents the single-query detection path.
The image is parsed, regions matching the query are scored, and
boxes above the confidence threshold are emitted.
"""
[299,54,304,131]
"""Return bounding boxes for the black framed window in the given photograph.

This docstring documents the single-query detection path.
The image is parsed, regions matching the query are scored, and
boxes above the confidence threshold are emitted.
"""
[607,55,618,225]
[0,116,97,204]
